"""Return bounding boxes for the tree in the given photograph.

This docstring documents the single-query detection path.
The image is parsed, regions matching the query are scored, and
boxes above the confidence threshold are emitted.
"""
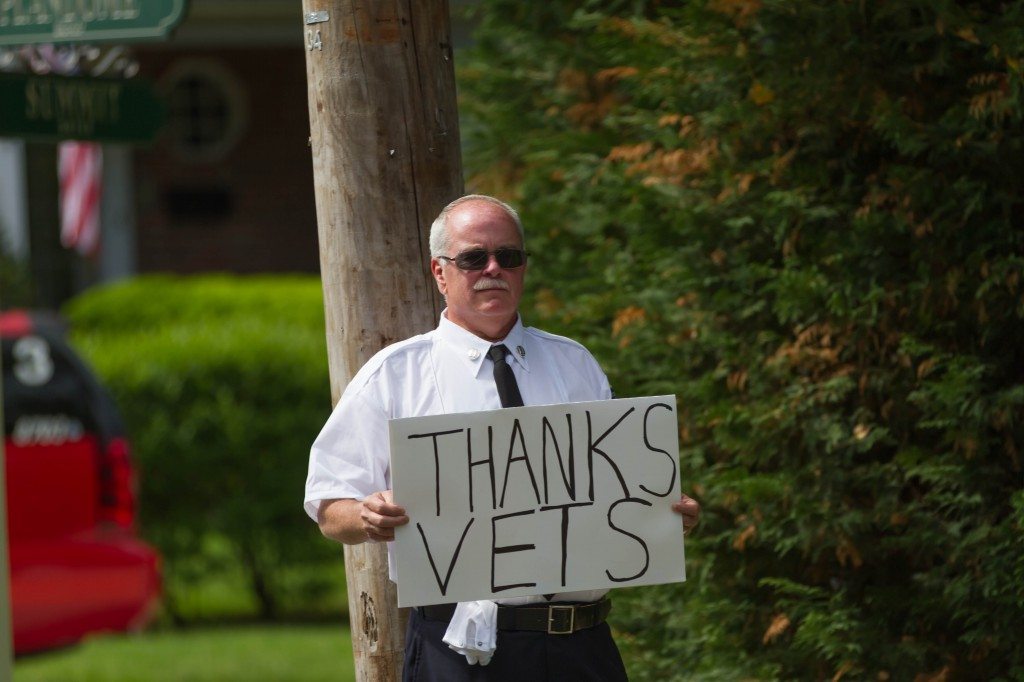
[459,1,1024,678]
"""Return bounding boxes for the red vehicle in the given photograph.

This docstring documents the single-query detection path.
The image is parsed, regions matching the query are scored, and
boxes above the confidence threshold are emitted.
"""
[2,310,161,655]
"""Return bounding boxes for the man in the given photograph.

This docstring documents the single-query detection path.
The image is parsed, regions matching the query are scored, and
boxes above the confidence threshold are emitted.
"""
[305,194,701,681]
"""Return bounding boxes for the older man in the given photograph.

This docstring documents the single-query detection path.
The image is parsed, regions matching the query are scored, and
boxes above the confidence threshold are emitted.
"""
[305,194,700,681]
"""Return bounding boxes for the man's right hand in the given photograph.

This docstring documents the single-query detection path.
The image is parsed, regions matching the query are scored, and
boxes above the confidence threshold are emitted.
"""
[317,493,409,545]
[359,490,409,542]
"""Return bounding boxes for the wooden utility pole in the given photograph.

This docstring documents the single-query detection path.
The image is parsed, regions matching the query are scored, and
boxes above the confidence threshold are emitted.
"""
[300,1,463,679]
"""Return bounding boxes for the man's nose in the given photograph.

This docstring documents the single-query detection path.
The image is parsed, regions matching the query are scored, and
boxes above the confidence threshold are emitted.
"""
[480,253,503,275]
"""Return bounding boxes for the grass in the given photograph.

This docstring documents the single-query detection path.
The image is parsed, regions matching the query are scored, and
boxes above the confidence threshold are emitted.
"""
[14,624,356,682]
[154,533,349,625]
[160,558,349,625]
[11,534,355,680]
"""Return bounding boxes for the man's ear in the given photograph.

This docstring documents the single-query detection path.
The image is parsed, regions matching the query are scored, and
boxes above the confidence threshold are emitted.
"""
[430,258,447,295]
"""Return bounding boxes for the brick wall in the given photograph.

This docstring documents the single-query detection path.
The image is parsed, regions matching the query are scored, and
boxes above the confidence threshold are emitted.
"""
[134,47,320,275]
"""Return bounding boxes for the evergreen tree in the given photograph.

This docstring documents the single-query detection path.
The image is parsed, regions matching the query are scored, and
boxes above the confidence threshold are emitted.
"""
[460,1,1024,678]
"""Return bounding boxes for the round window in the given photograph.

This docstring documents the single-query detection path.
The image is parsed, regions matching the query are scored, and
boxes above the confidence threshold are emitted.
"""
[160,59,247,163]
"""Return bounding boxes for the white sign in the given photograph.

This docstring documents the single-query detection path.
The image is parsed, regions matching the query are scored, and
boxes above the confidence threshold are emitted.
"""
[389,395,685,607]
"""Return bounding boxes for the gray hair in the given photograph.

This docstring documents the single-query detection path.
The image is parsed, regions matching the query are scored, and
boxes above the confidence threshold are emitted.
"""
[429,194,525,257]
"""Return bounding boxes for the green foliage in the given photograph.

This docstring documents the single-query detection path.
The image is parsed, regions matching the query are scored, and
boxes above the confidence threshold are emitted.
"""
[461,1,1024,679]
[0,231,33,309]
[64,275,341,621]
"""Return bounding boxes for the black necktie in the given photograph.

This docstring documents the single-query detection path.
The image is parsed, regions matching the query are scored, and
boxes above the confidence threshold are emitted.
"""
[489,344,552,598]
[488,344,524,408]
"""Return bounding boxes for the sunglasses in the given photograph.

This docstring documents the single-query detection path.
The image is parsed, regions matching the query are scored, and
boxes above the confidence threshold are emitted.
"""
[437,248,528,270]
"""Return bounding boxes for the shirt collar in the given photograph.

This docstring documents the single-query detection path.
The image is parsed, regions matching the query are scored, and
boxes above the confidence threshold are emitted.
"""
[437,311,531,377]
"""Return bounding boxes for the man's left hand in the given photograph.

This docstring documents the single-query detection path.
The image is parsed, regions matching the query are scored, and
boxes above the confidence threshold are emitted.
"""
[672,493,701,535]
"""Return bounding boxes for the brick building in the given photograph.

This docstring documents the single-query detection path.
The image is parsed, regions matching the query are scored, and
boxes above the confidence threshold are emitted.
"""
[0,0,475,307]
[1,1,320,308]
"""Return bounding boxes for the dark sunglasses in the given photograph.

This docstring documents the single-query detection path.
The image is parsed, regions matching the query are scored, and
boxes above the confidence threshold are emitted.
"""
[437,248,528,270]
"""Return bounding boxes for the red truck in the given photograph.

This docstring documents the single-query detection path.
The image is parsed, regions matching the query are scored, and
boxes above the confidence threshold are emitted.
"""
[2,309,161,654]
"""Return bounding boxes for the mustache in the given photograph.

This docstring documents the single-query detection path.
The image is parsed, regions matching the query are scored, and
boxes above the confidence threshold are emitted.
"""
[474,277,510,291]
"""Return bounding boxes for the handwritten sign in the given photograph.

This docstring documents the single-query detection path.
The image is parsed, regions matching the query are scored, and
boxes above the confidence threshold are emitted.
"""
[389,396,685,607]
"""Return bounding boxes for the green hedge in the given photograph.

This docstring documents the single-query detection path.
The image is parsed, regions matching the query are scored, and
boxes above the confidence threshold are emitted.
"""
[0,232,33,310]
[65,275,343,621]
[461,2,1024,680]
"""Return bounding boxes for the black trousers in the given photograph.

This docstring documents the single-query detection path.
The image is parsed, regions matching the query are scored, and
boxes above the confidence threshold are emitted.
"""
[402,607,629,682]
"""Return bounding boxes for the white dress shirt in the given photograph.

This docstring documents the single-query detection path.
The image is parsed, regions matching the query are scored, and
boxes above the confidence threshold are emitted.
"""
[304,312,611,604]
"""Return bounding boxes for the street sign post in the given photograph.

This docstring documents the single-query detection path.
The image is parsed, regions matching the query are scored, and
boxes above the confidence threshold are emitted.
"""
[0,73,164,143]
[0,0,188,46]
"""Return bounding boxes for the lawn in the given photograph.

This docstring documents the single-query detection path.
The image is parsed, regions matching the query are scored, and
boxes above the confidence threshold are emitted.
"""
[15,624,356,682]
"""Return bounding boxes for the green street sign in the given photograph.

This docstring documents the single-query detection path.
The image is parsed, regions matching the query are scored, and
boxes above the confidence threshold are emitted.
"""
[0,0,188,46]
[0,73,164,143]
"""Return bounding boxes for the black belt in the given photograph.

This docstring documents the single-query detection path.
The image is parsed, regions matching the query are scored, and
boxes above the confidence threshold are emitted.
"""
[418,597,611,635]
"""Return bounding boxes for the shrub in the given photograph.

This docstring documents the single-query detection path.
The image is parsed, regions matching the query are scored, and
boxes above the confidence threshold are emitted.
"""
[65,275,342,621]
[461,2,1024,679]
[0,231,33,310]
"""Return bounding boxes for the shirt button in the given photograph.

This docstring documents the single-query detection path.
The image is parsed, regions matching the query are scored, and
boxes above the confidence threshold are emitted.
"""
[468,348,480,360]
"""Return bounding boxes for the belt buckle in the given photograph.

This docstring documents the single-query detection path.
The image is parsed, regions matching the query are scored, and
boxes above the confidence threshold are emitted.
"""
[547,605,575,635]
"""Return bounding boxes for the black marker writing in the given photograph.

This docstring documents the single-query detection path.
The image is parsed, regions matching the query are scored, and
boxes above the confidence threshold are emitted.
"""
[539,502,593,587]
[605,497,652,583]
[467,426,497,513]
[491,509,537,592]
[542,414,576,503]
[639,403,676,498]
[587,408,634,501]
[499,418,541,508]
[417,518,475,597]
[408,428,464,516]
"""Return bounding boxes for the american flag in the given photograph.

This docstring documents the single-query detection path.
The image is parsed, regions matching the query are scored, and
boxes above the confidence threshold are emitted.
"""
[58,141,103,257]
